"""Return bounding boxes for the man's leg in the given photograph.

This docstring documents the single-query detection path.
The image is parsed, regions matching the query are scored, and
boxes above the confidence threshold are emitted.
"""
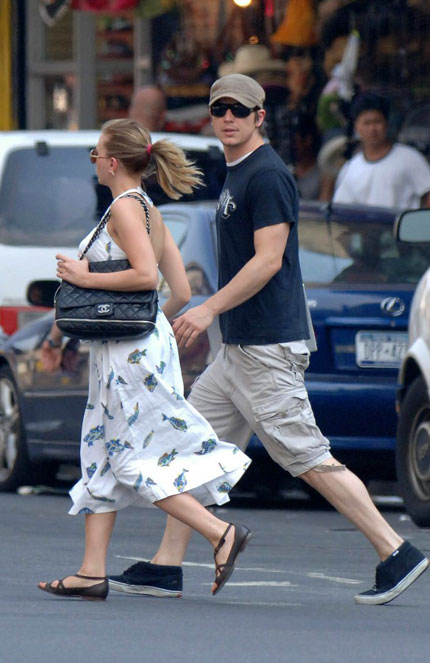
[109,347,252,596]
[300,461,429,604]
[301,459,402,559]
[225,342,429,605]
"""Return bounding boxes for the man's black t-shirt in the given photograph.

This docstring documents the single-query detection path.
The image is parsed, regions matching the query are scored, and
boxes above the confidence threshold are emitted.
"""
[216,143,308,345]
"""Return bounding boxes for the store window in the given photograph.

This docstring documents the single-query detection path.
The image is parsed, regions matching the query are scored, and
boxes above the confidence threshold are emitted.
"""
[26,2,140,129]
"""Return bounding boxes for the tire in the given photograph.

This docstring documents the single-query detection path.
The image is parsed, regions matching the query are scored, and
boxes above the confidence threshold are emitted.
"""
[396,376,430,527]
[0,365,32,491]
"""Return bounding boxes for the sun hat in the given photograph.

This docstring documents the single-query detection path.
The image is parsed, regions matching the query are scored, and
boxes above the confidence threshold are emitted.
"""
[218,44,285,77]
[209,74,266,109]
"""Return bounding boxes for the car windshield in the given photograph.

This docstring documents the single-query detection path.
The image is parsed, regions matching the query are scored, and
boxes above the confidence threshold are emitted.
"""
[299,212,430,286]
[0,145,225,247]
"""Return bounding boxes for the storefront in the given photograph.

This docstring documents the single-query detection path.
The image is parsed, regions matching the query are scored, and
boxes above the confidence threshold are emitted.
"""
[9,1,430,138]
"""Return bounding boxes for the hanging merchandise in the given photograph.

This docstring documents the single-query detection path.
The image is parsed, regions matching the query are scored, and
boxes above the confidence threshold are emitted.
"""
[71,0,175,14]
[71,1,139,10]
[39,0,71,25]
[270,0,318,47]
[218,44,285,77]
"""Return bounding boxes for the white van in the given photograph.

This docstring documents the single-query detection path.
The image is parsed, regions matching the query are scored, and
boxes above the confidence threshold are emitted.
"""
[395,208,430,527]
[0,130,224,336]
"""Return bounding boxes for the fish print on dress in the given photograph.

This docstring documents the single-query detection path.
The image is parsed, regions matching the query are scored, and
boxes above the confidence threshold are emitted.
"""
[105,438,133,457]
[85,403,95,410]
[127,403,139,427]
[106,368,114,389]
[145,477,157,487]
[171,386,183,401]
[133,473,143,491]
[173,469,189,492]
[156,361,166,375]
[86,462,97,479]
[78,508,95,514]
[143,430,155,448]
[83,425,105,446]
[144,373,158,392]
[105,241,113,260]
[128,349,147,364]
[116,375,128,385]
[100,460,111,476]
[87,487,116,503]
[217,481,233,494]
[194,439,217,455]
[158,448,178,466]
[101,402,115,420]
[161,414,188,432]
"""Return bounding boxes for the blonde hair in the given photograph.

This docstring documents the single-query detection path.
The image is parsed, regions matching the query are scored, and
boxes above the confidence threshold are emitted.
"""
[101,118,203,200]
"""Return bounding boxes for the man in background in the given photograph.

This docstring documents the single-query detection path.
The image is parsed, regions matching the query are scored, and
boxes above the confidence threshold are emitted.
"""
[128,85,167,132]
[333,92,430,208]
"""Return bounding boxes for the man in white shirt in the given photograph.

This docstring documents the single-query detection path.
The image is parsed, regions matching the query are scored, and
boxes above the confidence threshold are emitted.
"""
[333,93,430,208]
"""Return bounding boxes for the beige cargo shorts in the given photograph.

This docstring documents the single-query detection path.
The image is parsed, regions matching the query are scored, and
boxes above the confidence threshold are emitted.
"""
[188,343,332,477]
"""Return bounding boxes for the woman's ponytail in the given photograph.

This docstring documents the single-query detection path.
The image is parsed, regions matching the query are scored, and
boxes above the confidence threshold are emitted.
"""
[101,118,204,200]
[149,139,203,200]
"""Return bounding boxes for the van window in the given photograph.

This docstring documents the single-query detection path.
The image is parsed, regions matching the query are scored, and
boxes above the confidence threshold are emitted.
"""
[0,147,100,246]
[0,145,225,247]
[330,217,430,285]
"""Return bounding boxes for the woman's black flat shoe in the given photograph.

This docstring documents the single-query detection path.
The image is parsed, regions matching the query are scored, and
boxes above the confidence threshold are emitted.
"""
[38,573,109,601]
[212,523,252,596]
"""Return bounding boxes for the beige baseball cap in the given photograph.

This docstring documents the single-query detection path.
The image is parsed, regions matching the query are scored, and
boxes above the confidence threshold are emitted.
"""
[209,74,266,109]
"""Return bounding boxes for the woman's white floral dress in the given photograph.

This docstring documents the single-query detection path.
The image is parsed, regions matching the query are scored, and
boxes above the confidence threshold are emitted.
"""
[69,191,251,515]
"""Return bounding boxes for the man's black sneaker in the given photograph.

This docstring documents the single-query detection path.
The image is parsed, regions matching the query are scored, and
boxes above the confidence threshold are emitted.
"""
[109,561,183,598]
[355,541,429,605]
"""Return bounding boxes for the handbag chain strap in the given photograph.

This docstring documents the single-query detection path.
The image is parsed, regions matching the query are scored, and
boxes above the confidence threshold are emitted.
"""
[79,192,151,261]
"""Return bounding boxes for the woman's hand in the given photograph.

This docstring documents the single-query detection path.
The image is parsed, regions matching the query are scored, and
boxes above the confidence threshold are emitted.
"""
[56,254,89,286]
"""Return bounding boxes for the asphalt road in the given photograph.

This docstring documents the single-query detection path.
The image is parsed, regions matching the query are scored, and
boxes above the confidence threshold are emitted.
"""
[1,491,429,663]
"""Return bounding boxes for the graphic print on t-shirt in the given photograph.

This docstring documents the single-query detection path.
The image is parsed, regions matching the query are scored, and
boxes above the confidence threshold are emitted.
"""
[218,189,237,219]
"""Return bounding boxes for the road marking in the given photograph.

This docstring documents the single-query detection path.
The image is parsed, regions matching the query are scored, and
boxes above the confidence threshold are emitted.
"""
[209,581,298,587]
[115,555,287,573]
[307,572,361,585]
[219,600,303,607]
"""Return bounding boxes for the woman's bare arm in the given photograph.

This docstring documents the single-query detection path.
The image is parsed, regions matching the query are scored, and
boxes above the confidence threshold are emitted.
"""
[158,225,191,319]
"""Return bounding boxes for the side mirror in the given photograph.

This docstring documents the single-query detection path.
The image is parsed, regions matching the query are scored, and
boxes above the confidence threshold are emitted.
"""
[26,280,60,308]
[395,209,430,243]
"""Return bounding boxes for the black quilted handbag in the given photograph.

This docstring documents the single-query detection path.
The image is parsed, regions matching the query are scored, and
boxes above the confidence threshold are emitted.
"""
[55,192,158,341]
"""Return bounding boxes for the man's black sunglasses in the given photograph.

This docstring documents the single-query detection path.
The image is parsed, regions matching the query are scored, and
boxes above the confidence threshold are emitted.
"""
[210,102,259,118]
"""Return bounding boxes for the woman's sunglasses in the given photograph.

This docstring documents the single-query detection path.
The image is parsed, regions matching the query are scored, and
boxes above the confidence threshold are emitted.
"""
[210,103,259,118]
[89,148,111,164]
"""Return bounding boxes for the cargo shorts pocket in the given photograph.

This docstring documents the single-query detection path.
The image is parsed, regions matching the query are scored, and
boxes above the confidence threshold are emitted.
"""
[251,390,321,460]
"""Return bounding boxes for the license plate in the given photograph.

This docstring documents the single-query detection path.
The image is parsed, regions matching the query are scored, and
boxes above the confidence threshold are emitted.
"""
[355,331,409,368]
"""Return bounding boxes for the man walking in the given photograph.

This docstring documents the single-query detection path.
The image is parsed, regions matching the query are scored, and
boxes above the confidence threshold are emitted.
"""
[110,74,429,605]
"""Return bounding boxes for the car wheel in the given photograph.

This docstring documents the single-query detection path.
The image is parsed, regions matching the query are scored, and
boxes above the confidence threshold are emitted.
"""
[396,375,430,527]
[0,365,32,491]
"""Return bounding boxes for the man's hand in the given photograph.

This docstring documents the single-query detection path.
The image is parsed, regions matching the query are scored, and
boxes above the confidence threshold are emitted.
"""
[172,304,214,348]
[56,253,89,286]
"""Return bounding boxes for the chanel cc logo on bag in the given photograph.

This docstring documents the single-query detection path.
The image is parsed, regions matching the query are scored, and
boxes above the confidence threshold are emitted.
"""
[96,303,113,316]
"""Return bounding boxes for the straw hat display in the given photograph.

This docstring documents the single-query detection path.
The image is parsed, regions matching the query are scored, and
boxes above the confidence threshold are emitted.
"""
[218,44,286,77]
[270,0,318,47]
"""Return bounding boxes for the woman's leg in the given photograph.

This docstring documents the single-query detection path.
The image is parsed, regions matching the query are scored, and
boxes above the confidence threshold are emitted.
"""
[38,511,116,590]
[154,492,249,594]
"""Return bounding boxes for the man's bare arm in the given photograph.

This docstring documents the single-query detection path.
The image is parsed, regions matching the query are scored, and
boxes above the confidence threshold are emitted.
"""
[172,222,290,347]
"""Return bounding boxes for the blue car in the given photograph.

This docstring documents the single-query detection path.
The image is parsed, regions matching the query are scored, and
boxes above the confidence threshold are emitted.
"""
[1,201,430,493]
